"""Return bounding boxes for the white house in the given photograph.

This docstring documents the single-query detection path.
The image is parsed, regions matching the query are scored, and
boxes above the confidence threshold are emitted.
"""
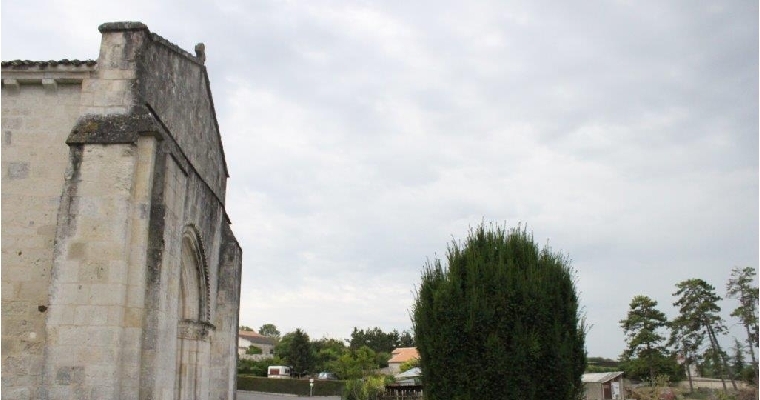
[238,330,276,361]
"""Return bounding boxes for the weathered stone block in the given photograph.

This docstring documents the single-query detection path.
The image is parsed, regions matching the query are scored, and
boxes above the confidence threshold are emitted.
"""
[2,301,29,316]
[56,366,84,385]
[7,162,29,179]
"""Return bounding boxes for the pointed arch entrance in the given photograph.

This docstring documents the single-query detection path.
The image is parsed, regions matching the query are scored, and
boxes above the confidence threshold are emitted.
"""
[175,226,214,400]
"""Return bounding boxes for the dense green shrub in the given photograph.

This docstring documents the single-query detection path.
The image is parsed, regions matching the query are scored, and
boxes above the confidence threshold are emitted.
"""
[620,352,683,383]
[342,376,386,400]
[237,357,286,376]
[412,223,586,400]
[237,375,344,396]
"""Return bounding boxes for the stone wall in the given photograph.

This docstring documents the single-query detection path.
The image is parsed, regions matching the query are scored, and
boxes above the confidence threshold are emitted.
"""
[1,74,91,400]
[138,27,229,203]
[1,21,242,400]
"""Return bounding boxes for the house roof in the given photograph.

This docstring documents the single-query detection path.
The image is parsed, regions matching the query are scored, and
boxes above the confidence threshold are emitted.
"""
[388,347,419,364]
[581,371,624,383]
[238,330,276,345]
[394,367,421,379]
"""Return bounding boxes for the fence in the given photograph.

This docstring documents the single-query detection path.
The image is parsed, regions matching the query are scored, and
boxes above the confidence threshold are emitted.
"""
[380,384,423,400]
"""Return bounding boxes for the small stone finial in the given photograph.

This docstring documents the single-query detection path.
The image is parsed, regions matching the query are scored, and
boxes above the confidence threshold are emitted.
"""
[195,43,206,65]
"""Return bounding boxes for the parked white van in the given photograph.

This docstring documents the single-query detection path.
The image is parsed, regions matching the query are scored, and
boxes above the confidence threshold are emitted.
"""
[267,365,292,379]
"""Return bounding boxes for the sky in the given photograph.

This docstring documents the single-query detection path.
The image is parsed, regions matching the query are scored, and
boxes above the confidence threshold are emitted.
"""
[2,1,757,359]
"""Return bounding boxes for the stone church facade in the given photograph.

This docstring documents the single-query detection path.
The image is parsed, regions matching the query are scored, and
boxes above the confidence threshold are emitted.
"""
[2,22,243,399]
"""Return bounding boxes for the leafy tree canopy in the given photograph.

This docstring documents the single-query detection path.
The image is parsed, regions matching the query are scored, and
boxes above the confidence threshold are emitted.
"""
[328,345,379,380]
[258,323,281,341]
[348,327,415,354]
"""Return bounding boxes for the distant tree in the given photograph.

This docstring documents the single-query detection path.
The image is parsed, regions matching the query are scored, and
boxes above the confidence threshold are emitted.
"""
[245,345,263,355]
[375,351,391,368]
[354,346,378,376]
[731,338,745,380]
[726,266,758,382]
[259,323,281,341]
[620,295,669,386]
[585,364,619,373]
[620,352,683,383]
[397,330,415,347]
[669,312,704,392]
[587,356,617,364]
[699,346,730,380]
[312,338,347,373]
[413,223,586,400]
[348,327,398,354]
[240,325,254,331]
[585,356,620,374]
[289,329,313,376]
[331,352,361,380]
[329,345,379,380]
[673,279,737,390]
[274,332,295,360]
[347,327,415,355]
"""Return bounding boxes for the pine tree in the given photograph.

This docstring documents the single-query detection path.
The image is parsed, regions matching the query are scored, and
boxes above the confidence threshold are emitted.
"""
[288,328,313,376]
[669,314,704,392]
[673,279,736,390]
[412,223,586,400]
[726,266,758,383]
[731,338,745,380]
[620,295,669,386]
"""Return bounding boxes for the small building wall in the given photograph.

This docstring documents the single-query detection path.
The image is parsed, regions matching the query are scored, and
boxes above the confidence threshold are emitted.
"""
[238,337,275,361]
[582,372,625,400]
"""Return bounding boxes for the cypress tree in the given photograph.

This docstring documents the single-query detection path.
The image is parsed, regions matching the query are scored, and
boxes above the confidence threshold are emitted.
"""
[412,223,586,400]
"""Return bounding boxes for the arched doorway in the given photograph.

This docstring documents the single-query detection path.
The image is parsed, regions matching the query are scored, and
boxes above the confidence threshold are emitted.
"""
[175,227,213,400]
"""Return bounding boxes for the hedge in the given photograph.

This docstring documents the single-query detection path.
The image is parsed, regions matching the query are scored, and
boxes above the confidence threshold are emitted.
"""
[237,375,345,396]
[413,223,586,400]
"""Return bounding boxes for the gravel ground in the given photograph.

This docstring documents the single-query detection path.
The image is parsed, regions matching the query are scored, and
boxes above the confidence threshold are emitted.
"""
[237,390,341,400]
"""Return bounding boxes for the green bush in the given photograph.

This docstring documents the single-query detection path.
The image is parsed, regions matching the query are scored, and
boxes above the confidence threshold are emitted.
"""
[237,359,267,376]
[412,223,586,400]
[237,375,344,396]
[342,376,386,400]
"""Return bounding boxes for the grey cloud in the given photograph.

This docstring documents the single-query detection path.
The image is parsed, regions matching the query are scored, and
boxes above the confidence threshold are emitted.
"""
[3,0,756,358]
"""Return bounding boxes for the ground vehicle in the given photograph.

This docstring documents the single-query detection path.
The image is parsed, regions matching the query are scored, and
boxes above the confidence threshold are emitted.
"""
[316,372,337,380]
[267,365,292,379]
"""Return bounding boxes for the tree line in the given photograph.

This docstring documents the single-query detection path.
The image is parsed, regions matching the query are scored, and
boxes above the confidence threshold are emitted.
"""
[238,324,415,379]
[620,267,758,392]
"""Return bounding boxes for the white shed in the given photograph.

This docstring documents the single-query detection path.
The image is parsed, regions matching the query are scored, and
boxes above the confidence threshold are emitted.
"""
[582,371,625,400]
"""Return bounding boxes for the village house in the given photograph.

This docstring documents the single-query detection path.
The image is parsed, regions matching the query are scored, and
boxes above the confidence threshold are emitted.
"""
[238,330,276,361]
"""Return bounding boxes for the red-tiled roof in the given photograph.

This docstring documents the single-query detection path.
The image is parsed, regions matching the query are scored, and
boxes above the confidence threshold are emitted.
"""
[388,347,419,364]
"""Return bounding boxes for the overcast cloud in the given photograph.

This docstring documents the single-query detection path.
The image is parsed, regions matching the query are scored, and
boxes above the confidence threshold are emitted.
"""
[2,0,757,359]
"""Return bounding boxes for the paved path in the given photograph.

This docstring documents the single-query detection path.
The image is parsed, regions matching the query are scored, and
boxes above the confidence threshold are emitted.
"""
[237,390,341,400]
